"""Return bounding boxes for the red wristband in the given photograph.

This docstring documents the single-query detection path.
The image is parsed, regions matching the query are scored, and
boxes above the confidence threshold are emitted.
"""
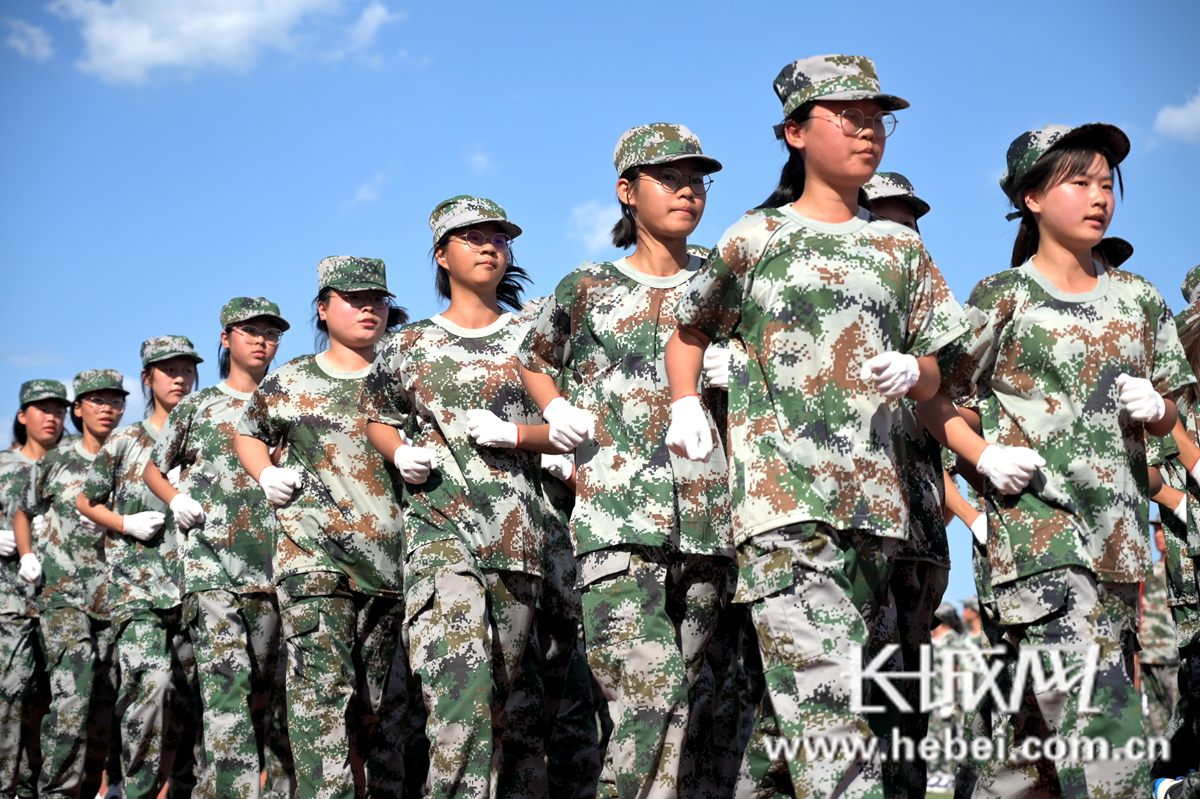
[673,393,700,405]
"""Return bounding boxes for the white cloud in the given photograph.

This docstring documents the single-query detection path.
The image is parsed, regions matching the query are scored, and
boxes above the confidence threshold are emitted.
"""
[345,1,400,51]
[4,18,55,62]
[3,345,61,367]
[1154,87,1200,145]
[467,147,492,175]
[343,172,383,209]
[568,201,621,255]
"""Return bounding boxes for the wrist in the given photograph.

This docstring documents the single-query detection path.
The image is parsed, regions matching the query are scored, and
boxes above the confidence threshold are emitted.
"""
[673,393,700,405]
[542,396,565,415]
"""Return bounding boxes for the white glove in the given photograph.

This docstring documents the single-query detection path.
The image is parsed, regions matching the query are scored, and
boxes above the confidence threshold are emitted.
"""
[79,514,104,535]
[0,530,14,557]
[1116,373,1165,424]
[393,444,438,484]
[860,352,921,398]
[122,511,165,542]
[166,465,182,489]
[975,444,1045,495]
[169,493,205,530]
[703,347,730,390]
[542,397,594,450]
[466,409,519,448]
[18,553,40,584]
[32,515,45,538]
[969,513,988,546]
[258,466,303,506]
[665,395,713,463]
[541,453,575,483]
[1173,494,1188,525]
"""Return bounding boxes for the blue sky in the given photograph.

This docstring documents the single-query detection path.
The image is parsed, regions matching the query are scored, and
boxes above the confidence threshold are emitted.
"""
[3,0,1198,605]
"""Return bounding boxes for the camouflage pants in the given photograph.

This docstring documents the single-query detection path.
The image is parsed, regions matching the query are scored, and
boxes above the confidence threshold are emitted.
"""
[403,539,539,799]
[537,612,601,799]
[972,566,1146,799]
[185,590,294,799]
[37,607,116,799]
[277,571,406,799]
[0,614,43,799]
[1142,662,1180,740]
[732,523,898,799]
[1152,603,1200,784]
[578,545,729,799]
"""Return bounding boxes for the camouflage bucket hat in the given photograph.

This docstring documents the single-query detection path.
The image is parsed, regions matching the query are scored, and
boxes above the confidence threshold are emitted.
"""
[863,171,931,220]
[19,379,68,406]
[220,297,290,332]
[999,123,1130,207]
[1182,264,1200,306]
[1095,237,1133,269]
[773,54,909,139]
[73,369,128,398]
[1176,302,1200,345]
[429,196,523,247]
[317,256,394,297]
[141,335,204,367]
[613,123,722,176]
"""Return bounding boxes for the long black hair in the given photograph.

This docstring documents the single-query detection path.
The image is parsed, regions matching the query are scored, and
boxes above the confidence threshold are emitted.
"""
[430,232,530,313]
[311,288,409,352]
[610,166,642,249]
[11,403,67,448]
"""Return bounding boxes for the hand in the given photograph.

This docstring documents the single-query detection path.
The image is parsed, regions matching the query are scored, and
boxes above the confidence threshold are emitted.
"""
[18,553,40,584]
[258,466,303,506]
[393,444,438,484]
[969,514,988,546]
[466,409,519,448]
[166,465,182,489]
[0,530,14,557]
[79,514,104,535]
[703,346,730,390]
[540,453,575,483]
[1115,373,1165,423]
[860,352,920,398]
[32,515,46,538]
[665,395,713,463]
[169,494,205,530]
[542,397,594,450]
[122,511,165,542]
[975,444,1045,495]
[1173,494,1188,525]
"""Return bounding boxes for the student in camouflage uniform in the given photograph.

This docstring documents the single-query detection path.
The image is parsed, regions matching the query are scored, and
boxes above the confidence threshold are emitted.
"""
[236,257,408,799]
[1140,520,1180,739]
[144,298,295,799]
[359,199,557,799]
[666,56,970,799]
[0,380,68,798]
[13,370,125,799]
[520,126,734,799]
[936,123,1193,798]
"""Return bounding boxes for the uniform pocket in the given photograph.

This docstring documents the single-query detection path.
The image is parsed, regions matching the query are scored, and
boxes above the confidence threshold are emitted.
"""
[280,601,338,686]
[576,549,631,590]
[733,549,795,604]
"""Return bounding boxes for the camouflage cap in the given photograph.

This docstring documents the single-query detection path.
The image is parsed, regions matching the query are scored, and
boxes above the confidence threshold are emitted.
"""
[317,256,394,297]
[772,54,909,139]
[685,244,712,260]
[19,379,68,406]
[141,335,204,367]
[613,123,722,176]
[999,123,1130,207]
[429,196,523,247]
[220,297,290,332]
[935,601,960,623]
[862,171,931,220]
[1182,264,1200,306]
[73,369,128,398]
[961,596,980,613]
[1094,237,1134,269]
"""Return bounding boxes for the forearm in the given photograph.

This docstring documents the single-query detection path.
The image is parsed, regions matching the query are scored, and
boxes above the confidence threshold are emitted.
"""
[520,367,564,413]
[76,493,122,531]
[13,511,32,557]
[907,355,941,402]
[514,424,567,455]
[143,461,179,505]
[915,390,990,467]
[366,421,403,463]
[943,471,982,527]
[234,434,274,482]
[666,326,709,402]
[1147,398,1178,438]
[1172,416,1200,472]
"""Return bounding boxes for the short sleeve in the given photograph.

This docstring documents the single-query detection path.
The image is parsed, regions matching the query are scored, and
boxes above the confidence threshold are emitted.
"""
[18,462,48,517]
[519,283,573,377]
[904,245,969,358]
[237,374,286,447]
[1149,291,1197,397]
[82,439,121,504]
[674,216,765,342]
[937,279,1008,405]
[358,341,416,429]
[152,396,195,474]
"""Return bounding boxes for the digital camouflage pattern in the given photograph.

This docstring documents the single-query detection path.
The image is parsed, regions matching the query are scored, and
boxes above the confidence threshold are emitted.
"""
[520,256,733,557]
[773,54,908,122]
[140,335,203,367]
[611,123,722,175]
[939,262,1194,586]
[316,255,393,295]
[238,353,403,596]
[81,421,183,615]
[898,402,949,564]
[72,369,127,397]
[219,296,290,330]
[427,195,522,245]
[18,378,67,406]
[358,313,544,574]
[0,614,41,799]
[674,207,967,545]
[0,450,37,616]
[1143,556,1182,665]
[1182,264,1200,307]
[862,172,930,220]
[998,123,1130,206]
[926,628,963,782]
[152,384,276,595]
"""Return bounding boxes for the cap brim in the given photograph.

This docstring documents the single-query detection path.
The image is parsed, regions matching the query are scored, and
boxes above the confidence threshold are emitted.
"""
[22,393,69,406]
[1096,237,1133,268]
[637,153,723,174]
[812,89,909,111]
[231,313,292,332]
[146,351,205,366]
[328,283,396,298]
[1047,123,1130,167]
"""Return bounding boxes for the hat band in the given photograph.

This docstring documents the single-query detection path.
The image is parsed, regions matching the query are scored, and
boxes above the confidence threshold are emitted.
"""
[782,75,883,116]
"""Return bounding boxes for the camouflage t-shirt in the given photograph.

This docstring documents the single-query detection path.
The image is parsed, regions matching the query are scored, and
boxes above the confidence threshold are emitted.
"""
[0,450,37,616]
[1149,400,1198,608]
[359,313,544,574]
[674,207,967,545]
[152,384,276,596]
[940,261,1195,586]
[519,256,733,558]
[82,421,182,614]
[899,402,950,565]
[1173,392,1200,557]
[238,353,403,597]
[21,441,109,617]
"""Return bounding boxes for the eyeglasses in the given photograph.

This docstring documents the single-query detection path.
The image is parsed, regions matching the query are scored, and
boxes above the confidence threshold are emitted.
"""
[811,108,898,138]
[640,167,713,195]
[453,231,513,251]
[233,324,284,343]
[81,396,126,411]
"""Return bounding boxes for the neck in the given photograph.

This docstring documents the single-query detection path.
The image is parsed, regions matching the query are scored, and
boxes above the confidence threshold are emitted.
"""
[970,620,981,635]
[792,175,860,223]
[19,439,50,460]
[80,428,106,455]
[224,362,266,394]
[625,234,690,277]
[146,402,172,434]
[323,338,376,372]
[441,289,503,329]
[1031,232,1099,294]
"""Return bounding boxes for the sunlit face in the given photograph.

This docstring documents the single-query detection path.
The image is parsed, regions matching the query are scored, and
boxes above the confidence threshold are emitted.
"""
[869,197,918,231]
[18,399,67,449]
[435,221,510,297]
[1025,152,1114,252]
[319,288,388,349]
[1154,525,1167,556]
[74,389,126,437]
[786,99,886,191]
[146,356,197,413]
[221,315,282,374]
[618,157,708,243]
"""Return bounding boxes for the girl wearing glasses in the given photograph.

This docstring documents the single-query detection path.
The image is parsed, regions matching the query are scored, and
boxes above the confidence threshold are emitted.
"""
[235,258,408,799]
[143,299,294,799]
[13,371,126,799]
[358,196,555,799]
[518,124,733,798]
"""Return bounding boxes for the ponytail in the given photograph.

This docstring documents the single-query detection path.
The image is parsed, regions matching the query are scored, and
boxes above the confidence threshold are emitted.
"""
[757,103,815,209]
[610,167,642,249]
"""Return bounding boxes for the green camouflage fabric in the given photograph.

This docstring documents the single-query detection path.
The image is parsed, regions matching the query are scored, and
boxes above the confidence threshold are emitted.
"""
[316,255,393,295]
[1143,559,1181,665]
[862,171,930,220]
[0,450,37,616]
[140,335,203,367]
[898,402,950,564]
[611,122,722,175]
[674,207,967,545]
[20,441,109,617]
[520,256,733,557]
[0,614,41,799]
[220,296,290,331]
[1166,386,1200,556]
[1182,264,1200,306]
[998,123,1130,206]
[685,244,712,260]
[81,421,183,615]
[427,195,522,245]
[72,369,127,397]
[1142,661,1180,740]
[151,384,276,595]
[939,261,1194,586]
[18,379,67,406]
[773,54,908,122]
[358,313,544,575]
[237,353,403,597]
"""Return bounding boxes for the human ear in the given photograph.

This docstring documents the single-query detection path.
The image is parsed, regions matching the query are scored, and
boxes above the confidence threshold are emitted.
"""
[16,408,26,426]
[317,301,329,322]
[434,247,448,269]
[783,118,807,151]
[1023,189,1042,216]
